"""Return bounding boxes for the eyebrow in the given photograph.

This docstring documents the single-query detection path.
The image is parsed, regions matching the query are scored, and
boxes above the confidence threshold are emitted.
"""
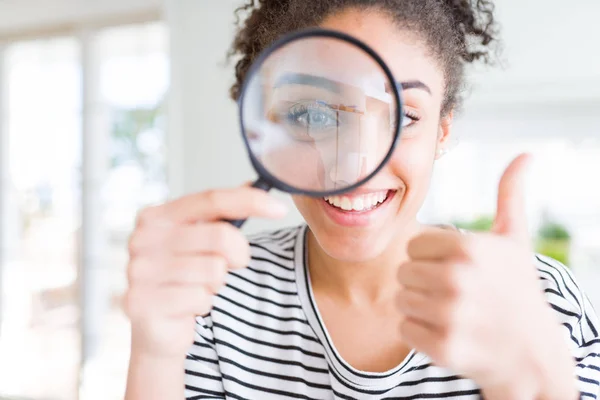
[273,73,342,93]
[399,80,432,94]
[273,73,432,96]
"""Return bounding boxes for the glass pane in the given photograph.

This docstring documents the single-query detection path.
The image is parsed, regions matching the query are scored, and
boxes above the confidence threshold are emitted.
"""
[0,37,81,399]
[80,22,169,400]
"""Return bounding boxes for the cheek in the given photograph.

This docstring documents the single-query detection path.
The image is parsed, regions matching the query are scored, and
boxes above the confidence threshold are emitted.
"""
[291,194,314,216]
[390,130,437,195]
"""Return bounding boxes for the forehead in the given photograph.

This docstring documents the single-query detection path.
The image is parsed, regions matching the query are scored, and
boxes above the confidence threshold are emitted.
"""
[319,9,445,101]
[264,36,394,97]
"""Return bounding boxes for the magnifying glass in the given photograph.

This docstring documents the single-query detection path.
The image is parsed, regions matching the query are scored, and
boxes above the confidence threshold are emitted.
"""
[231,28,403,227]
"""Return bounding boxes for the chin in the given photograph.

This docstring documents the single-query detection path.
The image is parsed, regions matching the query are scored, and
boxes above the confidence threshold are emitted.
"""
[310,226,395,263]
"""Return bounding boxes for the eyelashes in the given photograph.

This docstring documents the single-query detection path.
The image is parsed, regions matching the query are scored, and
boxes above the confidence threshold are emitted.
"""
[405,109,421,122]
[401,109,421,128]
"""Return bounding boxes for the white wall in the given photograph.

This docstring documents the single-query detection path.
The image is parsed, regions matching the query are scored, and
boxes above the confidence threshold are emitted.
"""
[165,0,304,234]
[468,0,600,102]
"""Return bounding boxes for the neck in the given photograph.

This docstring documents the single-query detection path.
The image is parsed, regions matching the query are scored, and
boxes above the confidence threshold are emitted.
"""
[307,220,424,306]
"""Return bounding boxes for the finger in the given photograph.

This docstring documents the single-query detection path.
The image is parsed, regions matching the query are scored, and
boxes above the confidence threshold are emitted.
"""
[397,261,464,296]
[128,255,228,292]
[396,288,448,328]
[128,222,250,268]
[168,223,250,269]
[125,286,214,319]
[166,256,228,293]
[407,231,471,262]
[137,186,288,225]
[492,153,532,244]
[399,317,441,358]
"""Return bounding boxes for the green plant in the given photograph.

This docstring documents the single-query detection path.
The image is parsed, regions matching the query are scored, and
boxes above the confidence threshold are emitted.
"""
[535,219,571,266]
[537,222,571,241]
[452,215,494,232]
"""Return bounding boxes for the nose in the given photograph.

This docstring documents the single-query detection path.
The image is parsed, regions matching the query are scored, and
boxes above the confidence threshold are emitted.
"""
[328,115,383,186]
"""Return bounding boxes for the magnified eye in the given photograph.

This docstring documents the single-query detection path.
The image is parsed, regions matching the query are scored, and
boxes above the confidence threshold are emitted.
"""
[287,100,339,131]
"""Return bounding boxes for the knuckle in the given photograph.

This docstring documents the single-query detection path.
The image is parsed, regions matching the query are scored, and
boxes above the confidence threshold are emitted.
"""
[401,291,417,310]
[123,289,143,318]
[397,261,412,281]
[239,240,251,266]
[136,206,161,227]
[206,257,228,292]
[205,190,222,209]
[210,223,235,251]
[212,256,229,277]
[127,258,149,284]
[127,231,146,257]
[442,263,463,297]
[196,289,214,316]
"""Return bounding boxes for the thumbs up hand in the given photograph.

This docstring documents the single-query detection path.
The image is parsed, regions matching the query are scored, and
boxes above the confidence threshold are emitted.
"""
[396,154,578,399]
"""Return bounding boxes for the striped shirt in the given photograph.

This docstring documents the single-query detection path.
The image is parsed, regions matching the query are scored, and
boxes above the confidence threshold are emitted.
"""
[184,225,600,399]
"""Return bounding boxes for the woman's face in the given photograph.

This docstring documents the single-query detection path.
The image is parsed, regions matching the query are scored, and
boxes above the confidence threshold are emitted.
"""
[291,8,452,262]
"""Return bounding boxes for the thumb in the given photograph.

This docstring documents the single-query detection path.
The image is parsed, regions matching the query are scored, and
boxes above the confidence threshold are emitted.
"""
[492,153,532,244]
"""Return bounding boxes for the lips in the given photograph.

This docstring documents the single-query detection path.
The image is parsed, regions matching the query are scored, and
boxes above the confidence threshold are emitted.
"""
[320,189,397,227]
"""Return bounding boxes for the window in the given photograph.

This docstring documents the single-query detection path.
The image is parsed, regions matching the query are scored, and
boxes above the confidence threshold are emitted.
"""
[0,36,81,399]
[0,21,169,400]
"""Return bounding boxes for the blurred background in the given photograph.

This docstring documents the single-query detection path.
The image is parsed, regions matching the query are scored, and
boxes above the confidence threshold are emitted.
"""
[0,0,598,399]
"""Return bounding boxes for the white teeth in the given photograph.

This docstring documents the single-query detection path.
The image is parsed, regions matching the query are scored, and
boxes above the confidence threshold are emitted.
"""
[352,197,364,211]
[340,197,353,211]
[324,191,389,212]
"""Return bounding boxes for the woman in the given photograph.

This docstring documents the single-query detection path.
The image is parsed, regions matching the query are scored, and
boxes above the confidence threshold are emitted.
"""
[124,1,600,399]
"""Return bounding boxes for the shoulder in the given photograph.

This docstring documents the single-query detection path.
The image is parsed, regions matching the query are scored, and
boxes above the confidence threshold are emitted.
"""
[534,254,599,344]
[243,225,304,278]
[534,253,586,316]
[212,225,305,316]
[246,225,304,260]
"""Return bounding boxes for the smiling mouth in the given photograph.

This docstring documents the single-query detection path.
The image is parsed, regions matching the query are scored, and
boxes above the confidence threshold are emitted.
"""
[323,190,396,212]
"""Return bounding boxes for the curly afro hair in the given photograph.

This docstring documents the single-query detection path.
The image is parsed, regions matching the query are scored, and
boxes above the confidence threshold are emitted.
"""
[227,0,500,115]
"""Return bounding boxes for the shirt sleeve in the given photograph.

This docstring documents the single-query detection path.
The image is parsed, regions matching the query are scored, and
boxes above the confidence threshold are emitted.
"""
[184,313,225,399]
[535,254,600,398]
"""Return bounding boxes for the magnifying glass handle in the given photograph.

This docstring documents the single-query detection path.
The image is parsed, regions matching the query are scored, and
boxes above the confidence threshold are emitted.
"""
[227,177,273,228]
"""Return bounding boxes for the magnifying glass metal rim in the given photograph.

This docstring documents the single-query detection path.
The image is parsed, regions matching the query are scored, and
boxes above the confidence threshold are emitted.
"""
[237,27,404,198]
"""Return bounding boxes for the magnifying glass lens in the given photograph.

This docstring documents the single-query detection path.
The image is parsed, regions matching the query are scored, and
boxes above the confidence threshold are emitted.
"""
[241,34,400,195]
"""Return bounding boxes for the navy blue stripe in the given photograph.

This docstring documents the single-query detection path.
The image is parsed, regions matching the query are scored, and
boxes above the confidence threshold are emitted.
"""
[213,339,328,373]
[230,271,297,295]
[250,255,294,272]
[224,282,302,309]
[245,265,296,282]
[216,293,309,324]
[212,305,320,343]
[213,321,324,358]
[187,353,219,365]
[250,242,294,261]
[537,256,582,312]
[218,356,331,390]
